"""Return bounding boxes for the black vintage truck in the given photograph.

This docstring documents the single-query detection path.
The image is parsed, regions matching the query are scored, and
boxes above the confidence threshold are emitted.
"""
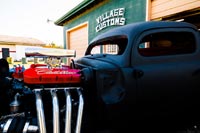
[0,21,200,133]
[75,21,200,133]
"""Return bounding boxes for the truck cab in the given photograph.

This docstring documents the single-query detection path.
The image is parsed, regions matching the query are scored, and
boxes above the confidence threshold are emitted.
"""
[75,21,200,132]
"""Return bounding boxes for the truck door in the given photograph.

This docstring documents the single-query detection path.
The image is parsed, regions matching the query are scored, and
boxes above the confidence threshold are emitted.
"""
[131,30,200,125]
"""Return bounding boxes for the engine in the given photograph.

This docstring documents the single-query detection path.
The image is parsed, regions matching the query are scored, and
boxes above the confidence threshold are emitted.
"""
[0,58,85,133]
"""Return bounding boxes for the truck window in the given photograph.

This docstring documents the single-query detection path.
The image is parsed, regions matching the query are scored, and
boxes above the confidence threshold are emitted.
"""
[138,32,196,56]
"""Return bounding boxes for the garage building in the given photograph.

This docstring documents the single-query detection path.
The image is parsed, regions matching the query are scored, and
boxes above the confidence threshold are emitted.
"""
[55,0,200,59]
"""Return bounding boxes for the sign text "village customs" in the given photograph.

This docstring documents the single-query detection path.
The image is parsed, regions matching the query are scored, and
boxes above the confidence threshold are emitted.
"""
[96,8,126,32]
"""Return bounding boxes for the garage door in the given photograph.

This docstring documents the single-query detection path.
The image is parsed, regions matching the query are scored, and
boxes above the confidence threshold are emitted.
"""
[150,0,200,20]
[67,23,88,60]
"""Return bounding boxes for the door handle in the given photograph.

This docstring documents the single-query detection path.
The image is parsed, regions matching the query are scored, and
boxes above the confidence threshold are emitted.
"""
[133,69,144,79]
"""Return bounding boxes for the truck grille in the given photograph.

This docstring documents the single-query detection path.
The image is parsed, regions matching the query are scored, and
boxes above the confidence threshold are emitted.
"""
[34,87,84,133]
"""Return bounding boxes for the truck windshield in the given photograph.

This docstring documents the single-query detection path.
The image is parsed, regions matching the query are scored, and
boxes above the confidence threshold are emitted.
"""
[86,36,128,55]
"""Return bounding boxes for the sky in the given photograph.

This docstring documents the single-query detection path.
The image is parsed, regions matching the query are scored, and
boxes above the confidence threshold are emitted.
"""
[0,0,83,46]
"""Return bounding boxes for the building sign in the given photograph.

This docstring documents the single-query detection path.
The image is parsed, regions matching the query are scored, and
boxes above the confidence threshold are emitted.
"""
[96,8,126,32]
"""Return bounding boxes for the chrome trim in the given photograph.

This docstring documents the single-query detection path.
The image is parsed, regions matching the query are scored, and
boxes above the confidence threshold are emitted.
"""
[64,89,72,133]
[35,87,78,90]
[27,125,39,132]
[75,89,84,133]
[35,89,46,133]
[22,121,30,133]
[51,89,60,133]
[3,118,13,133]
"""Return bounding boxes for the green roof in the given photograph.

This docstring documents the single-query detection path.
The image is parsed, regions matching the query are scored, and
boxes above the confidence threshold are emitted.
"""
[55,0,103,26]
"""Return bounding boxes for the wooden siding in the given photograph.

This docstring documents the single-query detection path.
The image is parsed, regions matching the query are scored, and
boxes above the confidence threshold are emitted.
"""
[151,0,200,20]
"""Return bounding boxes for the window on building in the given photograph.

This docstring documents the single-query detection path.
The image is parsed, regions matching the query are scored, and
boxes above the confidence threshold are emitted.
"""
[103,44,119,54]
[138,32,196,56]
[90,44,119,55]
